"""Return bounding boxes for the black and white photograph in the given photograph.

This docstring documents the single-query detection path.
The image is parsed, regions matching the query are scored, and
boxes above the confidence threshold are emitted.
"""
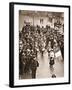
[9,2,70,87]
[19,10,64,79]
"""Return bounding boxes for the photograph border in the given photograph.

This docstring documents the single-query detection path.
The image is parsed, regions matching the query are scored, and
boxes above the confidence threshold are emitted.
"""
[9,2,70,87]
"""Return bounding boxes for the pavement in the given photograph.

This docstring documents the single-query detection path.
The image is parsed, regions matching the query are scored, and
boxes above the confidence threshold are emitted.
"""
[36,50,64,78]
[20,50,64,79]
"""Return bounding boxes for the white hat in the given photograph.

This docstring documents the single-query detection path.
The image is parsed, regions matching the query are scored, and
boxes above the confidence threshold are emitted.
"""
[27,49,30,52]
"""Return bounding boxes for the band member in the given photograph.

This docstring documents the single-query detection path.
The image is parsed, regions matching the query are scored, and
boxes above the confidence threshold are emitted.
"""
[47,41,52,57]
[31,57,39,78]
[41,47,45,56]
[19,52,26,75]
[50,34,54,48]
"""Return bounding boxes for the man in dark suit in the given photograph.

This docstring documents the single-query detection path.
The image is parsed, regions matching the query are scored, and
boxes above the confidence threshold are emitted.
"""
[31,57,39,78]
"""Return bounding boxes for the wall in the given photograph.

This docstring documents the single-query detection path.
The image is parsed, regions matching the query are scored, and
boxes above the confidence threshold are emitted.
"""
[19,12,63,31]
[0,0,71,90]
[19,14,51,31]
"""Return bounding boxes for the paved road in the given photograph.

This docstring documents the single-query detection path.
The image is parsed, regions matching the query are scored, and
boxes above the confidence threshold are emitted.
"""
[20,50,64,79]
[36,50,64,78]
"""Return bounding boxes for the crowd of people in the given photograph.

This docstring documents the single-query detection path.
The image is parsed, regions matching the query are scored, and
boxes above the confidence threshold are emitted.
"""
[19,23,64,79]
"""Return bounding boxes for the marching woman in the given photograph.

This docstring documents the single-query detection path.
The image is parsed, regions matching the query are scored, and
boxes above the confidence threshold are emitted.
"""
[49,49,55,75]
[49,49,55,68]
